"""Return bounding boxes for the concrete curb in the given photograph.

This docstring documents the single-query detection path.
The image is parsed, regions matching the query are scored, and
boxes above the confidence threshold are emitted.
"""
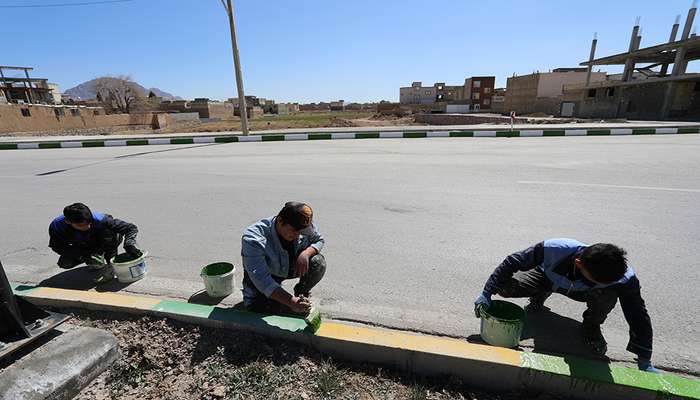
[11,284,700,400]
[1,125,699,150]
[0,324,119,400]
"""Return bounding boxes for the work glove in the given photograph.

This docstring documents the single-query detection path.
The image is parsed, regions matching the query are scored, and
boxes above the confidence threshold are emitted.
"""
[124,245,143,258]
[474,292,492,318]
[637,358,660,374]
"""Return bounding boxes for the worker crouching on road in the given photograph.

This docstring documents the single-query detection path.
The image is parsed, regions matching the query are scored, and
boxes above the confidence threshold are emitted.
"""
[473,238,657,373]
[241,201,326,315]
[49,203,142,284]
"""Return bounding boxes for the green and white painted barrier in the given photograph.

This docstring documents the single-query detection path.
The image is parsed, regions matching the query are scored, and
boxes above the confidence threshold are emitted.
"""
[1,126,698,151]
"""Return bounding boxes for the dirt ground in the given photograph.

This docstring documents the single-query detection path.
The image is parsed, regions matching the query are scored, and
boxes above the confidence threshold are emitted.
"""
[159,112,422,134]
[67,309,560,400]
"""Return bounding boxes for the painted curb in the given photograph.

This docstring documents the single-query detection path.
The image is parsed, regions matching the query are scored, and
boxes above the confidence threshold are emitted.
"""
[1,126,699,150]
[11,284,700,400]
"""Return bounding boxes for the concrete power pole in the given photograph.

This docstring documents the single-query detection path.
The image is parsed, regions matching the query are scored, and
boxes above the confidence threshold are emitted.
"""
[222,0,249,135]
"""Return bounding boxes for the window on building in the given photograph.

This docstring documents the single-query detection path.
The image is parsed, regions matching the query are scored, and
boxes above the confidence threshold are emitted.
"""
[484,99,491,105]
[425,90,431,95]
[437,85,443,90]
[484,87,491,94]
[20,108,31,117]
[71,109,80,116]
[472,92,480,100]
[54,108,65,117]
[437,94,444,100]
[587,89,596,98]
[605,87,615,97]
[473,81,481,88]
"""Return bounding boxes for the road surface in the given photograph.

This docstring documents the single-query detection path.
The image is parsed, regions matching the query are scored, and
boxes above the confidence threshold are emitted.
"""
[2,134,698,375]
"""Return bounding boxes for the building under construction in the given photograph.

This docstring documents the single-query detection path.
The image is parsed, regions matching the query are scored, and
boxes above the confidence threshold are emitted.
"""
[563,4,700,120]
[0,66,60,105]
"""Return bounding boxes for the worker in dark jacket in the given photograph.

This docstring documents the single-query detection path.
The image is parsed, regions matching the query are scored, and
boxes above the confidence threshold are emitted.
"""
[49,203,142,283]
[473,238,657,373]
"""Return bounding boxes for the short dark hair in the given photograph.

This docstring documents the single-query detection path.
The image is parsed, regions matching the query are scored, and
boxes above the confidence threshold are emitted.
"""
[63,203,93,224]
[277,201,313,230]
[579,243,628,284]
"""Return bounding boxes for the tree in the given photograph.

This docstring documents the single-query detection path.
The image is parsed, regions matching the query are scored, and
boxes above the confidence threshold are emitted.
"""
[94,76,145,114]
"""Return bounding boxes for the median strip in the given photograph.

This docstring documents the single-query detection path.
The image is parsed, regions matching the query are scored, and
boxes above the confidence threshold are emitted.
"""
[1,125,699,150]
[11,283,700,400]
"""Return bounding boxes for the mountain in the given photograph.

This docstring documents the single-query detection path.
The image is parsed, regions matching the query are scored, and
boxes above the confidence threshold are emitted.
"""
[64,78,182,101]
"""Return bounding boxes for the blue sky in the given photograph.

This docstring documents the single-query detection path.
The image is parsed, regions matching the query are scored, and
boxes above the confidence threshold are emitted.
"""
[4,0,697,102]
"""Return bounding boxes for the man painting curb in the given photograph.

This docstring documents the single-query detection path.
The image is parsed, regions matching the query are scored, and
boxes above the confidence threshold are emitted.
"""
[49,203,142,284]
[473,238,657,373]
[241,201,326,315]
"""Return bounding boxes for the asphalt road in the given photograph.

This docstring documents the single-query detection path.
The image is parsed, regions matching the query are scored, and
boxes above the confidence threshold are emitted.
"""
[2,135,699,375]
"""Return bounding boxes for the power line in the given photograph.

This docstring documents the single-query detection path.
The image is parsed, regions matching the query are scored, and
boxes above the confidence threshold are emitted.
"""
[0,0,133,8]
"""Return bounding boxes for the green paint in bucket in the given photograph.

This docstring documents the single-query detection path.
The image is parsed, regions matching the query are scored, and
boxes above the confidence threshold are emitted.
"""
[480,300,525,348]
[200,262,235,297]
[201,262,234,276]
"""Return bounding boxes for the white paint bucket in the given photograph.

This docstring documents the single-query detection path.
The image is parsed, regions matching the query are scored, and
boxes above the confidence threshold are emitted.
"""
[200,262,235,297]
[110,252,148,283]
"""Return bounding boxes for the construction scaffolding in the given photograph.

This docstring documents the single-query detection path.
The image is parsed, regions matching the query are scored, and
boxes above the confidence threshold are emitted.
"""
[574,4,700,120]
[0,66,54,105]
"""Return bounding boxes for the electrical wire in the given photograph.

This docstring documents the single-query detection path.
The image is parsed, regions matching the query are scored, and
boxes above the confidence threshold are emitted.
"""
[0,0,133,8]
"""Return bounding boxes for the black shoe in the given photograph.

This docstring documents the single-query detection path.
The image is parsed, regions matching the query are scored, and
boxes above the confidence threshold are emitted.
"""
[524,292,551,313]
[293,283,310,298]
[582,322,608,356]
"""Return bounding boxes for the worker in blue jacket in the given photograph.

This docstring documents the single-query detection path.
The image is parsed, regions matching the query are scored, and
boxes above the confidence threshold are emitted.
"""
[49,203,142,283]
[241,201,326,315]
[473,238,657,373]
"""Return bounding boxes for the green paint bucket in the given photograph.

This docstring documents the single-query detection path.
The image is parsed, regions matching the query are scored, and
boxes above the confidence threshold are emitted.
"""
[200,262,235,297]
[480,300,525,348]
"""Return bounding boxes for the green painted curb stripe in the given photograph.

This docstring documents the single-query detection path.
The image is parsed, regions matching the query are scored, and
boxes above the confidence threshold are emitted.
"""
[633,128,656,135]
[126,139,149,146]
[0,143,18,150]
[543,130,566,136]
[81,141,105,147]
[403,131,427,138]
[10,283,41,295]
[497,130,519,137]
[262,134,285,141]
[356,132,380,139]
[38,142,61,149]
[151,300,309,333]
[587,129,611,136]
[521,353,700,398]
[308,133,332,140]
[678,127,700,134]
[214,136,238,143]
[170,138,194,145]
[450,131,474,137]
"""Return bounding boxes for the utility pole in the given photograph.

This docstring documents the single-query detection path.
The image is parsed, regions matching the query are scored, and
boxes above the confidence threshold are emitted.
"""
[222,0,249,135]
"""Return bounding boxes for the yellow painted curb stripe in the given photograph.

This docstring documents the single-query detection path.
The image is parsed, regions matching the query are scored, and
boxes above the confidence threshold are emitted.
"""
[316,321,520,366]
[23,286,161,311]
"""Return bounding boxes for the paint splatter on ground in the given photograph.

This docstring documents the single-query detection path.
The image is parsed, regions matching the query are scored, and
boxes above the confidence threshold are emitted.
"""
[67,309,561,400]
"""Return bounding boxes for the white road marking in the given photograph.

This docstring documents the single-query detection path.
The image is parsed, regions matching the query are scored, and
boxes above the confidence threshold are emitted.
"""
[518,180,700,193]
